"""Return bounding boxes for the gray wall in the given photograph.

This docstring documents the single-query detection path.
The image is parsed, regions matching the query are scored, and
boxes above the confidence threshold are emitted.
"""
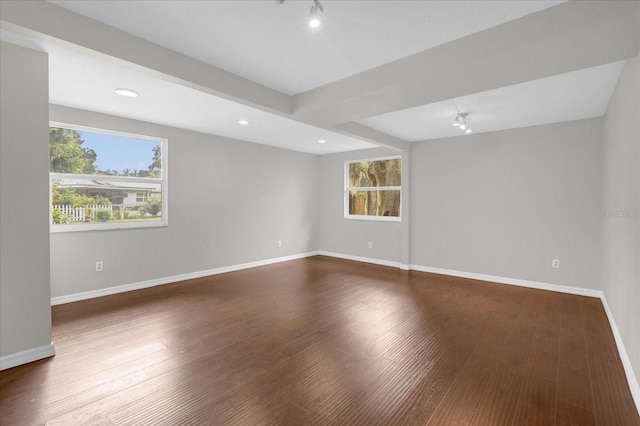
[317,147,403,264]
[602,55,640,385]
[49,106,319,298]
[0,43,52,358]
[410,120,603,290]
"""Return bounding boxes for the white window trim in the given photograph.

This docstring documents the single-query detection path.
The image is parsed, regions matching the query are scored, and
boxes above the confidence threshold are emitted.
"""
[49,122,168,233]
[344,155,402,222]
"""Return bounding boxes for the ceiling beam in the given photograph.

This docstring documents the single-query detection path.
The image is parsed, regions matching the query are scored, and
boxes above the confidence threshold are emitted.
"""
[292,0,640,127]
[332,123,409,152]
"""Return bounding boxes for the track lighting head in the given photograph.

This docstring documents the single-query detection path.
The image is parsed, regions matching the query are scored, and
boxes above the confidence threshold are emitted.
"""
[308,0,324,28]
[309,5,320,27]
[453,112,472,134]
[280,0,325,29]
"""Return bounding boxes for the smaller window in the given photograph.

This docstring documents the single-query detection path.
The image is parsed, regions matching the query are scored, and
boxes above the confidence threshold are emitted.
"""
[136,192,151,203]
[345,156,401,221]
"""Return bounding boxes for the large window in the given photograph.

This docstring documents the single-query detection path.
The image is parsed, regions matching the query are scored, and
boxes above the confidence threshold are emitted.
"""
[49,123,167,232]
[345,156,401,221]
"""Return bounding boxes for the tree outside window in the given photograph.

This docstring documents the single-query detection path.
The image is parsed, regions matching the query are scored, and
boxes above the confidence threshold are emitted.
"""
[346,157,401,221]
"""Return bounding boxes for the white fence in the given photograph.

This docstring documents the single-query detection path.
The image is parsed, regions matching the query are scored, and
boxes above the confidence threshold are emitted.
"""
[52,204,113,222]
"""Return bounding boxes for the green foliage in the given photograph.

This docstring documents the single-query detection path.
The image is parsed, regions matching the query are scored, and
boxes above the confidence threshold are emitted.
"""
[120,168,152,178]
[95,210,112,222]
[49,127,97,174]
[51,186,112,208]
[50,126,162,178]
[51,208,70,224]
[141,196,162,217]
[149,145,162,177]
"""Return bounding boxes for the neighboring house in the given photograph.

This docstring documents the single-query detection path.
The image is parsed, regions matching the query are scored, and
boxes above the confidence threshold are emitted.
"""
[54,178,161,208]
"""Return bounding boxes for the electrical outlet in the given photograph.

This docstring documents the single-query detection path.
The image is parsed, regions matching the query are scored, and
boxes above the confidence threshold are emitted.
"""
[96,261,104,272]
[277,240,282,247]
[552,259,560,269]
[368,242,373,249]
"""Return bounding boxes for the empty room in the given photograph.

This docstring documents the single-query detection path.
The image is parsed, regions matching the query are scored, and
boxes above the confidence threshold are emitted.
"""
[1,1,639,424]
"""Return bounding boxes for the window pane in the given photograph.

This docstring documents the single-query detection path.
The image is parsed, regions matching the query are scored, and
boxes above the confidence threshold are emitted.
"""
[51,178,163,225]
[348,190,401,217]
[50,127,162,178]
[348,162,370,187]
[348,158,401,188]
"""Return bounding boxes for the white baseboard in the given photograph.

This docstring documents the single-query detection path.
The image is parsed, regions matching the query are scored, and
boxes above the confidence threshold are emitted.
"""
[318,251,402,269]
[409,264,603,298]
[51,251,319,306]
[600,295,640,415]
[0,343,55,371]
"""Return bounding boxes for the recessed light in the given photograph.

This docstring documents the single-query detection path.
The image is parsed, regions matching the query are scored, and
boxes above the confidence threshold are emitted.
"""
[318,139,326,144]
[115,88,139,98]
[238,120,250,125]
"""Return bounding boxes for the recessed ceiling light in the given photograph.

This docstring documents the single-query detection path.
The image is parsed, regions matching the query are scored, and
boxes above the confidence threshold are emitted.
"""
[238,120,250,125]
[318,139,326,144]
[115,88,139,98]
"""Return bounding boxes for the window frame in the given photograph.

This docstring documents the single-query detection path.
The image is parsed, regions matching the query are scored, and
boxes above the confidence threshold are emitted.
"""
[344,155,402,222]
[49,122,168,233]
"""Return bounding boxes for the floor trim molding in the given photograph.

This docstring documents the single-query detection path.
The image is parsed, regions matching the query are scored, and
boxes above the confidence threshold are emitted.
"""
[600,295,640,415]
[409,264,603,298]
[317,251,402,269]
[51,251,319,306]
[0,343,55,371]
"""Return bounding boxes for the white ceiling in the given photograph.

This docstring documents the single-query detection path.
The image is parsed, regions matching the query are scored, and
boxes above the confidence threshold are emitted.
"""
[358,61,625,142]
[0,29,377,154]
[43,40,377,154]
[49,0,562,96]
[1,0,635,154]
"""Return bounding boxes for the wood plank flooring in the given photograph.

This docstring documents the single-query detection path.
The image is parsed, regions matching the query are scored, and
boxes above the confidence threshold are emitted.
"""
[1,256,638,425]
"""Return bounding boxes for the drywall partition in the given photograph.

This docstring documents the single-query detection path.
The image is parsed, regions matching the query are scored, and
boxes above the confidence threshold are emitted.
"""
[0,42,54,369]
[410,119,603,291]
[602,55,640,390]
[317,147,403,266]
[49,106,319,300]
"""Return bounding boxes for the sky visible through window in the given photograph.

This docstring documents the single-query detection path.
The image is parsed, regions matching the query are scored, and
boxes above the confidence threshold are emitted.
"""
[80,131,159,173]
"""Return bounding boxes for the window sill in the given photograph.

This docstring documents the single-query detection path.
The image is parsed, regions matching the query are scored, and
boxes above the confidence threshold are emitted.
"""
[345,215,401,223]
[50,220,168,233]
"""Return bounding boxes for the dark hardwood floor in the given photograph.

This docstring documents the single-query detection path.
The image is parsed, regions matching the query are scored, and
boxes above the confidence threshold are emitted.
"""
[1,256,638,425]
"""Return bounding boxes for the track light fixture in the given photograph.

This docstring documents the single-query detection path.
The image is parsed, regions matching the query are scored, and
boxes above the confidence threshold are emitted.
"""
[453,112,472,134]
[309,0,324,28]
[279,0,325,28]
